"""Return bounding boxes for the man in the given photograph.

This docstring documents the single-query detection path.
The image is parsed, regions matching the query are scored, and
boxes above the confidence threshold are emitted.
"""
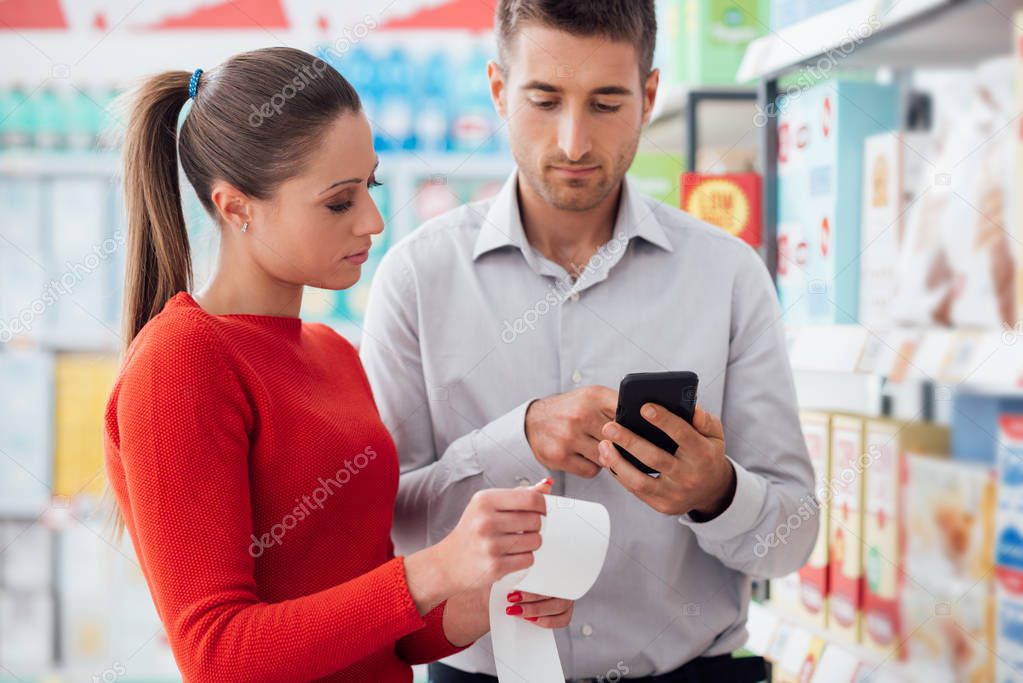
[360,1,817,681]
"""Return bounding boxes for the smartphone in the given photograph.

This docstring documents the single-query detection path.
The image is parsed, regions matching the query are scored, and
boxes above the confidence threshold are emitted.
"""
[613,371,699,476]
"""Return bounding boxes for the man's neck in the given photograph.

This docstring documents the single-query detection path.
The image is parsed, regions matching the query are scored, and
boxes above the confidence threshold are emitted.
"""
[517,173,623,276]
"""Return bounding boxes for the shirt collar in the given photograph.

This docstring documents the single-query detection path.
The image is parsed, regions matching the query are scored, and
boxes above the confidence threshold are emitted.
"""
[472,171,674,262]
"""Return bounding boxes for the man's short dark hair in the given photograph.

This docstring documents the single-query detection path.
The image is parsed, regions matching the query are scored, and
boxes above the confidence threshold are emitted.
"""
[495,0,657,76]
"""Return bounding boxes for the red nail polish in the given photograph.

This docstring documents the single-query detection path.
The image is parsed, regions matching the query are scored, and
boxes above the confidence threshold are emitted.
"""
[507,591,522,603]
[506,605,523,616]
[525,617,538,622]
[541,476,553,486]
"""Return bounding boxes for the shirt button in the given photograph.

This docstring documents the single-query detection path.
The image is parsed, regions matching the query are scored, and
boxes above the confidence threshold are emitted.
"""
[517,477,531,487]
[569,291,579,302]
[581,623,593,637]
[571,369,582,384]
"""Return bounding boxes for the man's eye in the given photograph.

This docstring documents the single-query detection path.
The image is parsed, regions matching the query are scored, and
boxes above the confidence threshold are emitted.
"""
[592,102,622,113]
[531,100,557,110]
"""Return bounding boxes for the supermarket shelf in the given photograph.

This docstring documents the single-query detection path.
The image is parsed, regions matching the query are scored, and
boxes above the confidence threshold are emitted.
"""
[738,0,1020,82]
[747,601,913,682]
[787,325,1023,395]
[0,150,512,178]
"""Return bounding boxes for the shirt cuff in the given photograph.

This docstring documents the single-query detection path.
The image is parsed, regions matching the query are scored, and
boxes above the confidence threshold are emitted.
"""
[470,399,549,488]
[677,458,766,542]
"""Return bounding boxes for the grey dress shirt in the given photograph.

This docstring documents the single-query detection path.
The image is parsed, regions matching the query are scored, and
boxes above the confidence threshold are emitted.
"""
[360,172,817,678]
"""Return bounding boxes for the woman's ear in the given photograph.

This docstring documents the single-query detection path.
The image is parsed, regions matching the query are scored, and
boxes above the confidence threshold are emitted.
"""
[210,180,252,231]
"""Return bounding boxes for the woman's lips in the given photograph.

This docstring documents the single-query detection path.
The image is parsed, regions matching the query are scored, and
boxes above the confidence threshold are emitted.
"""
[344,249,370,265]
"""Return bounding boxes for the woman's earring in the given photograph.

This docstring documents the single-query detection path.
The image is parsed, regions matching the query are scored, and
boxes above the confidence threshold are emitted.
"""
[241,222,249,234]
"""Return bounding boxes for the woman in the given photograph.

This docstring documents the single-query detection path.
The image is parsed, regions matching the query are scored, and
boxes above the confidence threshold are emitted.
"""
[104,47,571,682]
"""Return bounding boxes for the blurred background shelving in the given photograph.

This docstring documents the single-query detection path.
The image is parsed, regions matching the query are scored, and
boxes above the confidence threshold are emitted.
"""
[2,0,1023,682]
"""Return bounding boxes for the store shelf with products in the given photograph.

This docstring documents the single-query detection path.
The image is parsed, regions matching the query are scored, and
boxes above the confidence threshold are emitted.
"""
[0,149,514,352]
[737,2,1023,681]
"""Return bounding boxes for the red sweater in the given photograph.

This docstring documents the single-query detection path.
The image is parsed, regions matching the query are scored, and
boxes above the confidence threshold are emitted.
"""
[104,291,466,682]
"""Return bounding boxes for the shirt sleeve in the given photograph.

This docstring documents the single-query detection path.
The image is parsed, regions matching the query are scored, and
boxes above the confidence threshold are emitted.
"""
[677,244,818,578]
[360,246,548,554]
[108,316,438,682]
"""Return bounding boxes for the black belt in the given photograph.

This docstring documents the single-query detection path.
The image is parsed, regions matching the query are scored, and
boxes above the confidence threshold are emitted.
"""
[429,654,767,683]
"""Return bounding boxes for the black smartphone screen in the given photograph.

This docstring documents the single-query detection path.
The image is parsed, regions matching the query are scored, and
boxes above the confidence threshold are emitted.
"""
[613,371,699,476]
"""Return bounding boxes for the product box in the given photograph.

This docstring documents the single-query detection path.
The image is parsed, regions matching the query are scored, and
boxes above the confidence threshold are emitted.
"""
[657,0,766,86]
[681,172,763,248]
[0,521,52,591]
[0,178,45,345]
[858,132,934,328]
[952,392,1023,466]
[894,57,1017,328]
[773,629,826,683]
[795,411,830,627]
[0,590,53,672]
[768,570,804,620]
[904,454,996,587]
[996,413,1023,682]
[811,643,861,683]
[53,353,118,497]
[0,350,53,515]
[1014,13,1023,334]
[901,576,996,683]
[769,0,853,31]
[861,420,949,658]
[776,80,900,325]
[827,414,865,644]
[48,178,120,348]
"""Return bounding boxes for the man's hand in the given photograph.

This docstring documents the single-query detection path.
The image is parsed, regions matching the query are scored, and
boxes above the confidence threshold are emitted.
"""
[596,404,736,518]
[525,386,617,478]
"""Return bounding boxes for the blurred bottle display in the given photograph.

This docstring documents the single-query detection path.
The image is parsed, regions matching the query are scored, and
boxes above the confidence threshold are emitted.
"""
[319,43,507,156]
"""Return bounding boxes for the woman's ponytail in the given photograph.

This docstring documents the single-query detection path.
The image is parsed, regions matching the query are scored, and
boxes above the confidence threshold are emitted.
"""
[121,71,194,348]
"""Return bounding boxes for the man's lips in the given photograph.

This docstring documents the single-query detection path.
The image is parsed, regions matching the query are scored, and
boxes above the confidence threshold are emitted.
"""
[551,165,599,176]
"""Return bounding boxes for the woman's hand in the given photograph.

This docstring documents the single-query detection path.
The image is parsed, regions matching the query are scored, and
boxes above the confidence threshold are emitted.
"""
[441,581,575,646]
[405,478,552,614]
[504,590,574,629]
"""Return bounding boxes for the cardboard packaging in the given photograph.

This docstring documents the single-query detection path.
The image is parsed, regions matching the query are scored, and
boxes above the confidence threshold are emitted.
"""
[903,454,996,586]
[796,411,830,627]
[858,132,934,328]
[900,577,995,683]
[860,420,949,658]
[776,80,900,325]
[901,453,997,682]
[827,414,865,644]
[53,353,118,498]
[0,350,53,515]
[996,413,1023,683]
[894,57,1017,328]
[657,0,766,86]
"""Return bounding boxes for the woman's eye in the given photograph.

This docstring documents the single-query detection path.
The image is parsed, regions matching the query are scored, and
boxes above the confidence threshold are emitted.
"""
[327,201,353,214]
[369,176,383,189]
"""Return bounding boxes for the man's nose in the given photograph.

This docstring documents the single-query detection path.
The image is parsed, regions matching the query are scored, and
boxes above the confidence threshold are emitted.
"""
[557,106,592,162]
